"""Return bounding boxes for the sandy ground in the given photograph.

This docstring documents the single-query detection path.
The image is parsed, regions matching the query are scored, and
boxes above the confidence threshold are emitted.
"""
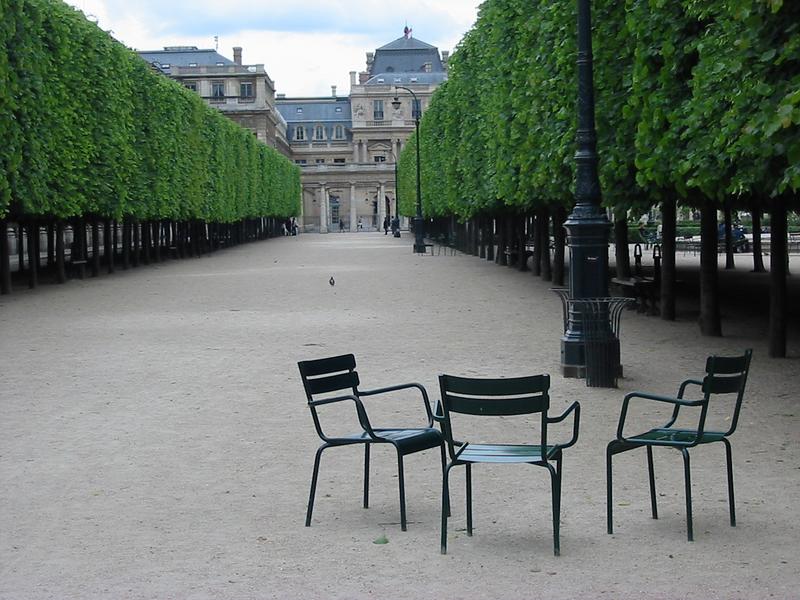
[1,232,798,599]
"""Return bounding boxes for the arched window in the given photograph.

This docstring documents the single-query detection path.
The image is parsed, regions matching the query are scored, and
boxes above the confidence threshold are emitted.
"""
[294,126,305,141]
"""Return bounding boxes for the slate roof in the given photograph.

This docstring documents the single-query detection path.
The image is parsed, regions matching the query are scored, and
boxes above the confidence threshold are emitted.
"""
[365,72,447,86]
[137,47,234,74]
[369,36,445,78]
[276,98,352,143]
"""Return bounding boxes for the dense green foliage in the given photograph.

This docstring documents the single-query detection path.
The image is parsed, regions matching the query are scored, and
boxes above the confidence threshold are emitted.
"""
[399,0,799,217]
[0,0,300,221]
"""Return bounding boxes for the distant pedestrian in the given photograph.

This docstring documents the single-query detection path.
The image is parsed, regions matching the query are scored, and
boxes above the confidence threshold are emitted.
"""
[383,215,390,235]
[339,218,345,232]
[358,218,363,231]
[291,217,298,236]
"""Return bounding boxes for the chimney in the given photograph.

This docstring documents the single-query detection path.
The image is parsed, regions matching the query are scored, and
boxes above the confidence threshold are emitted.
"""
[233,46,242,65]
[331,85,337,97]
[350,71,357,86]
[359,71,369,84]
[366,51,374,70]
[441,50,449,69]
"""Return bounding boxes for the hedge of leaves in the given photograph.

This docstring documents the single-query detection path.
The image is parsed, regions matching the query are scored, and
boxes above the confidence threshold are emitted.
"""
[399,0,799,218]
[0,0,300,222]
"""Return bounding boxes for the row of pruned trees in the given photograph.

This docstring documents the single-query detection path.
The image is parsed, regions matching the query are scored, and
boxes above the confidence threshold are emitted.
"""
[398,0,799,356]
[0,0,301,293]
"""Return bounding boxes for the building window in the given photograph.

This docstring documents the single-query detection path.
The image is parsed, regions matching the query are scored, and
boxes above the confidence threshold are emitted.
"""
[184,81,197,92]
[334,125,344,140]
[294,127,305,141]
[333,158,345,164]
[296,107,303,113]
[211,81,225,100]
[374,156,386,163]
[188,62,197,67]
[373,99,384,120]
[295,159,307,164]
[335,106,342,113]
[412,98,422,119]
[316,158,325,164]
[314,125,325,140]
[240,81,254,98]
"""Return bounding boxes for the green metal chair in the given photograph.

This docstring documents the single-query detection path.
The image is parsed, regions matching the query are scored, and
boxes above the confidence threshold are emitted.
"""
[436,374,580,555]
[298,354,445,531]
[606,349,752,541]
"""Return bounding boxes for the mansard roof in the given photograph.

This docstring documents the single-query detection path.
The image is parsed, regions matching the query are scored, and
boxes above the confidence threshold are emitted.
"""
[369,36,445,77]
[137,47,234,74]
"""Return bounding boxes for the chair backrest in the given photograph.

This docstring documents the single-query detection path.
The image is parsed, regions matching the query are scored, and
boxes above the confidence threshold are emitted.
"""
[701,349,752,436]
[438,374,550,458]
[298,354,360,401]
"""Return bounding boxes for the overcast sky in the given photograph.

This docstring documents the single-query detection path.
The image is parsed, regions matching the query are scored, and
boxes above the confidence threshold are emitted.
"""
[66,0,482,97]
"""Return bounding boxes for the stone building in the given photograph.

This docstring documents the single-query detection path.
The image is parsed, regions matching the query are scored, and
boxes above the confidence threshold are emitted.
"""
[137,46,289,154]
[139,32,448,232]
[276,33,448,232]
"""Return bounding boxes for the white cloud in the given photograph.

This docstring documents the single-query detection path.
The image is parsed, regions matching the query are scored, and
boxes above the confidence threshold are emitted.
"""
[66,0,480,97]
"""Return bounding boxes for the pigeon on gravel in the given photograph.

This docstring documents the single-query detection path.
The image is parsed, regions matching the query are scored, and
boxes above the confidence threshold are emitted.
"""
[329,276,335,287]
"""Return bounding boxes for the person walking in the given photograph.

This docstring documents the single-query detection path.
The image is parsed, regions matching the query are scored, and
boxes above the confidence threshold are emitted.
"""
[383,215,390,235]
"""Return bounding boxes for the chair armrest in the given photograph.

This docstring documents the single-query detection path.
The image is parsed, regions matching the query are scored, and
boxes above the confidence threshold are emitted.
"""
[357,382,434,426]
[547,401,581,450]
[432,400,445,423]
[677,379,704,399]
[617,391,705,442]
[309,394,379,440]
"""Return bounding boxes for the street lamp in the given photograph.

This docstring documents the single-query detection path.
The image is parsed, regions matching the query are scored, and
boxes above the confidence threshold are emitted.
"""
[560,0,614,378]
[392,86,425,253]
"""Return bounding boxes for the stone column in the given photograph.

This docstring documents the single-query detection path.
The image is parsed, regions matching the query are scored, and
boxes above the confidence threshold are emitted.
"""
[319,185,328,233]
[378,181,387,231]
[350,183,358,232]
[352,140,360,163]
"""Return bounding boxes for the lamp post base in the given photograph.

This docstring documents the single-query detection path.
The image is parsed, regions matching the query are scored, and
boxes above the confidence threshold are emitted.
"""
[412,216,426,254]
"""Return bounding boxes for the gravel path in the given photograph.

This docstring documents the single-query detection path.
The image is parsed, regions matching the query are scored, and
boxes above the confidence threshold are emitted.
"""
[1,232,798,599]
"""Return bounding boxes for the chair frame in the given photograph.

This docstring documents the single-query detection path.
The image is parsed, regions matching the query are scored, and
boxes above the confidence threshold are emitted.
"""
[606,349,752,541]
[298,354,445,531]
[436,373,580,555]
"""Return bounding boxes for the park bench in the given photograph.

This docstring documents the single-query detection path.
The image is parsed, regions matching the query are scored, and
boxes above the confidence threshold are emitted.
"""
[611,276,658,315]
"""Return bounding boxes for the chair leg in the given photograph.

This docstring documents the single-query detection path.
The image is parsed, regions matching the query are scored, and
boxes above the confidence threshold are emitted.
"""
[646,445,658,519]
[363,444,370,509]
[306,444,328,527]
[441,463,454,554]
[606,444,614,534]
[723,438,736,527]
[440,443,451,518]
[397,452,407,531]
[547,462,561,557]
[465,463,473,536]
[681,448,694,541]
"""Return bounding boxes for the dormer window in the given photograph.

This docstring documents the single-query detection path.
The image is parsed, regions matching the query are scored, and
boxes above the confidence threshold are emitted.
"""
[189,62,197,67]
[334,125,344,140]
[314,125,325,140]
[294,127,305,141]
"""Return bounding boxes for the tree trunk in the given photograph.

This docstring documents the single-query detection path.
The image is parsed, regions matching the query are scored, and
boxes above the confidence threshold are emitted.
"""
[55,220,66,283]
[517,215,528,272]
[141,220,151,265]
[540,206,552,282]
[614,216,631,279]
[750,200,766,273]
[104,219,114,274]
[724,203,735,269]
[699,200,722,336]
[73,217,86,280]
[769,203,788,358]
[0,218,10,294]
[497,215,507,266]
[17,222,25,275]
[486,218,495,262]
[47,222,55,267]
[660,197,677,321]
[532,211,542,277]
[153,221,162,262]
[122,218,131,269]
[552,205,567,287]
[478,217,486,259]
[91,219,100,277]
[132,220,140,267]
[26,220,38,289]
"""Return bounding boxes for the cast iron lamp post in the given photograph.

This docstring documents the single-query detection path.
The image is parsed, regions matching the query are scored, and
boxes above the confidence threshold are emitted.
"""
[560,0,614,377]
[392,86,425,253]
